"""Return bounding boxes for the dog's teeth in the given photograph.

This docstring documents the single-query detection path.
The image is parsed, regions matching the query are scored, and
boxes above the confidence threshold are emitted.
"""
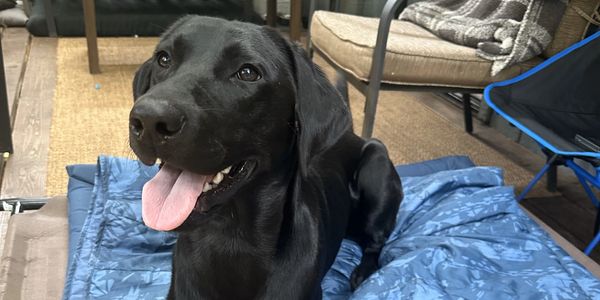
[222,166,231,174]
[213,173,224,184]
[203,182,212,192]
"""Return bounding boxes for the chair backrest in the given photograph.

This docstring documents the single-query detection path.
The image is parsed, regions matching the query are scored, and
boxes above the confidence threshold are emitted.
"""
[487,31,600,157]
[543,0,600,58]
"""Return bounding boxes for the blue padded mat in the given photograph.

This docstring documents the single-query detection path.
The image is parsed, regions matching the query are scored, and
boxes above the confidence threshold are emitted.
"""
[63,156,600,299]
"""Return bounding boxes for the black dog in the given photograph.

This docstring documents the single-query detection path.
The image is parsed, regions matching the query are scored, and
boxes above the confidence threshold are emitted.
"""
[129,16,402,300]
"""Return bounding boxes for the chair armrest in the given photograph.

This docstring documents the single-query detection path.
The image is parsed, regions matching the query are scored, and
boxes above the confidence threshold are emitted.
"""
[362,0,408,137]
[368,0,409,84]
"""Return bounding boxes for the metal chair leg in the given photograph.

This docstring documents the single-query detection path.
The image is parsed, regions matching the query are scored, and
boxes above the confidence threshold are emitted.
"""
[585,231,600,255]
[335,69,349,106]
[594,207,600,236]
[517,154,560,201]
[306,0,317,54]
[0,39,13,154]
[565,159,600,255]
[547,164,558,192]
[572,171,600,208]
[361,0,408,138]
[362,82,381,138]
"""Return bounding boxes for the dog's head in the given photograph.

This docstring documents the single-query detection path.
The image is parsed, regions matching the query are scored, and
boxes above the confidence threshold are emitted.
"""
[129,16,350,231]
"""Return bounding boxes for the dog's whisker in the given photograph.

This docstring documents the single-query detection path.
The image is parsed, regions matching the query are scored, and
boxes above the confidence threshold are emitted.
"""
[121,137,137,160]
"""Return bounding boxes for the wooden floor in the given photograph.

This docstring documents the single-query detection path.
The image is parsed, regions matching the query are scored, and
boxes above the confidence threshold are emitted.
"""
[1,28,600,270]
[1,28,55,199]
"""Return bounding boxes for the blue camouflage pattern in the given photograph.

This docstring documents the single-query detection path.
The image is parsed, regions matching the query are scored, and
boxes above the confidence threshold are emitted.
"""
[323,167,600,299]
[63,157,177,300]
[63,156,600,299]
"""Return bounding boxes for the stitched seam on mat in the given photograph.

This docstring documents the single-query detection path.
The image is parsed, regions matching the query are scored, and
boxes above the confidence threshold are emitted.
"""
[84,157,110,297]
[91,267,172,272]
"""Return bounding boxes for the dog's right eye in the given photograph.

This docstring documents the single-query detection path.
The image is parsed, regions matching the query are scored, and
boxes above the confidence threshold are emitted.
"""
[156,51,172,68]
[236,65,262,82]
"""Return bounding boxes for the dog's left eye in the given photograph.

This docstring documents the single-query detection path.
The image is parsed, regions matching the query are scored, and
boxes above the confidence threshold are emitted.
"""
[236,65,262,81]
[156,51,172,68]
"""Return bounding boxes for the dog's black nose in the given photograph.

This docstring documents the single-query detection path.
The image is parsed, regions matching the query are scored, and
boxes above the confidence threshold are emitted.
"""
[130,99,185,141]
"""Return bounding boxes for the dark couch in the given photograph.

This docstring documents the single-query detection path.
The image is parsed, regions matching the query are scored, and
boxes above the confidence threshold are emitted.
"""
[27,0,262,36]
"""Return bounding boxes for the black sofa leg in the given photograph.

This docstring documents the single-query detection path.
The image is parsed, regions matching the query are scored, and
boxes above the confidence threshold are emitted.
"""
[462,93,473,133]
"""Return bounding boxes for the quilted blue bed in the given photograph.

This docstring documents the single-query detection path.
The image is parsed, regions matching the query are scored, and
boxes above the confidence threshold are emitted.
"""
[62,156,600,299]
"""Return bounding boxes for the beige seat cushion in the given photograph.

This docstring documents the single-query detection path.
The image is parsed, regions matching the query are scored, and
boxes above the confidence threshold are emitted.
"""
[310,11,541,89]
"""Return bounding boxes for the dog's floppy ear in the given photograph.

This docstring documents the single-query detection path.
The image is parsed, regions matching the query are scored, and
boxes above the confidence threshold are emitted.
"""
[132,58,154,100]
[287,42,352,176]
[132,16,196,100]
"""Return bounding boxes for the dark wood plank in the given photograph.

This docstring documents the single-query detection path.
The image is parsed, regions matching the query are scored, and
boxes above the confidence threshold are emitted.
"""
[0,38,57,198]
[1,28,29,117]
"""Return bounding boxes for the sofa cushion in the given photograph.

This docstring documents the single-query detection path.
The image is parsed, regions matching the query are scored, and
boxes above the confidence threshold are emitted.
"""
[26,0,262,36]
[310,11,541,89]
[0,7,27,27]
[0,0,15,11]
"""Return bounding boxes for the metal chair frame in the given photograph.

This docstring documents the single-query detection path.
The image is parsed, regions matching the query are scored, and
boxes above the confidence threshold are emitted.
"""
[307,0,477,138]
[516,151,600,255]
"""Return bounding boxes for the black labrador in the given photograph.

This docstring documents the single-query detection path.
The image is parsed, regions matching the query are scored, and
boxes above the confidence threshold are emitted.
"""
[129,15,402,300]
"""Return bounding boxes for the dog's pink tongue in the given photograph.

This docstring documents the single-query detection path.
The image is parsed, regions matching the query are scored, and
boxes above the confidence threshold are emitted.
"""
[142,164,208,231]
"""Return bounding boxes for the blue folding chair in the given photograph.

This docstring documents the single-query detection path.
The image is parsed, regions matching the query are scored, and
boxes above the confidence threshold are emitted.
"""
[484,30,600,255]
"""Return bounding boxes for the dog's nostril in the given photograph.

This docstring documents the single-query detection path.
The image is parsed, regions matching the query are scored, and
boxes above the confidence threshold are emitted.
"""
[155,120,183,137]
[130,118,144,137]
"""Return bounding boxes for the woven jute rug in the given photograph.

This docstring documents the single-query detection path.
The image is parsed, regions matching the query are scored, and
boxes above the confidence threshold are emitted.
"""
[46,38,158,196]
[46,37,531,195]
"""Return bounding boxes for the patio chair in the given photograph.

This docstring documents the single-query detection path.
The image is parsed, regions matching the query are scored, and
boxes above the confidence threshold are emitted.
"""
[484,30,600,255]
[308,0,600,137]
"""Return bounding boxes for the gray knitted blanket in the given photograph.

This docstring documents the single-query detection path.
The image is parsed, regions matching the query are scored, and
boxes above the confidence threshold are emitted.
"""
[399,0,567,75]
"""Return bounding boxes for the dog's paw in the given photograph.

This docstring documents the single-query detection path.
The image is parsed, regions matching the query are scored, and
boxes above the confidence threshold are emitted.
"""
[349,261,378,291]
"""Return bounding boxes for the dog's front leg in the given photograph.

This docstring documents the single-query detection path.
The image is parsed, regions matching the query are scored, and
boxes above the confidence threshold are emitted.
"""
[348,139,403,290]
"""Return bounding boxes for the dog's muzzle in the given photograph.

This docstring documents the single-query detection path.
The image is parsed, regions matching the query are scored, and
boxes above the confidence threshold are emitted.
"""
[129,97,186,144]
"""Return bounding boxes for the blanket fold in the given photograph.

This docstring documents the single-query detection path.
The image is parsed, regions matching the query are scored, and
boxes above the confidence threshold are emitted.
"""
[400,0,567,75]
